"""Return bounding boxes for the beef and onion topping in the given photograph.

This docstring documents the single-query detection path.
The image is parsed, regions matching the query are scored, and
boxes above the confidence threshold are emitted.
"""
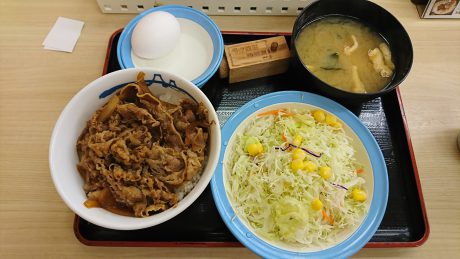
[76,72,210,217]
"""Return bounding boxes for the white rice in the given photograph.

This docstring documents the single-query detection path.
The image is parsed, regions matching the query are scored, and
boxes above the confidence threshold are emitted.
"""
[174,153,209,201]
[175,173,202,201]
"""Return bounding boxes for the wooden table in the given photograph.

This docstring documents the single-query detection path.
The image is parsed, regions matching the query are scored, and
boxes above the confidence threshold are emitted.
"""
[1,0,459,257]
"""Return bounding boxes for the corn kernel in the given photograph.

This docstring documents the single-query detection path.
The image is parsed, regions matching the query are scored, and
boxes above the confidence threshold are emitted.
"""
[293,135,303,146]
[319,166,332,180]
[325,114,337,126]
[352,189,367,202]
[291,159,305,172]
[257,143,263,153]
[332,122,342,128]
[313,110,326,122]
[292,148,306,160]
[246,143,263,156]
[311,199,323,211]
[303,161,317,172]
[245,136,258,147]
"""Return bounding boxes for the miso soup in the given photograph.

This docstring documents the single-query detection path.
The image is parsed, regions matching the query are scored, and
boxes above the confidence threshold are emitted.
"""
[295,16,395,93]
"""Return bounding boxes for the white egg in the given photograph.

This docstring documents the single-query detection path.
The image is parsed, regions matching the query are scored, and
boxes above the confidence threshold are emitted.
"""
[131,11,181,59]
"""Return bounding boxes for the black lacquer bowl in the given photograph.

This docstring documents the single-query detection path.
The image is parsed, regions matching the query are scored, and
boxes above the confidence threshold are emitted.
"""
[291,0,413,105]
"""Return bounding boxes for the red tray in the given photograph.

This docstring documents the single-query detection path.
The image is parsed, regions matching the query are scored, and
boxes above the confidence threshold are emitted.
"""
[74,29,429,248]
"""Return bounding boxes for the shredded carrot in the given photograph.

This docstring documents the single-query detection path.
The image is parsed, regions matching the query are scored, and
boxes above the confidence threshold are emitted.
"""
[356,168,364,174]
[257,109,293,117]
[281,134,287,142]
[84,199,100,208]
[257,110,279,117]
[322,209,334,225]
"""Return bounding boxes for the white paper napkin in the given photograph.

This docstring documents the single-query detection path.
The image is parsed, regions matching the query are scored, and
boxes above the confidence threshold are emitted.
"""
[43,17,84,52]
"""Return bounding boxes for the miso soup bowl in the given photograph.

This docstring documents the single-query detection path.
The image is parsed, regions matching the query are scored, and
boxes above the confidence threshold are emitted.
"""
[291,0,413,105]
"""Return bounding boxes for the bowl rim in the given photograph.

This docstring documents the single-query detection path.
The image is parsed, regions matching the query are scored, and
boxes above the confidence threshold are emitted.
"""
[291,0,413,97]
[49,68,221,230]
[211,91,388,258]
[116,5,224,88]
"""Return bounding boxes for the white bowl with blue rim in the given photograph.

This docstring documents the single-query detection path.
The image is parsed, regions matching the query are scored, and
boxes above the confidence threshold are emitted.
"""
[117,5,224,88]
[211,91,388,258]
[49,68,221,230]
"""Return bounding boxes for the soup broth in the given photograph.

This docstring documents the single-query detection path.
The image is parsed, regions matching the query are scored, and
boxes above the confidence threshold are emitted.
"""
[295,16,394,93]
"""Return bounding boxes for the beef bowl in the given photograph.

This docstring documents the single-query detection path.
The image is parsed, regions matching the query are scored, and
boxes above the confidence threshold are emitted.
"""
[291,0,413,105]
[49,68,220,230]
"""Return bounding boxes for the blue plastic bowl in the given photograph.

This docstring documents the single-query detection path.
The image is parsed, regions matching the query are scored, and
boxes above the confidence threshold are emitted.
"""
[117,5,224,88]
[211,91,388,259]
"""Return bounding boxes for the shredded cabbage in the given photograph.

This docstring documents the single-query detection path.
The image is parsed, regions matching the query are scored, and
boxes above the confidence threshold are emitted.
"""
[225,108,367,246]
